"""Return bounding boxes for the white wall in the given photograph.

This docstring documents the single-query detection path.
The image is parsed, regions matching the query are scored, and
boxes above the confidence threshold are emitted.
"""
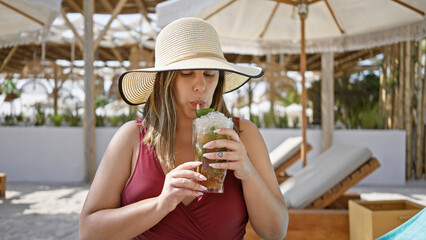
[0,127,116,184]
[0,127,406,186]
[259,129,406,186]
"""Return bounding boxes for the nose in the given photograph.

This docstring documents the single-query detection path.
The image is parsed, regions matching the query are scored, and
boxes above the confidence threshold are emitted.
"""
[193,71,206,93]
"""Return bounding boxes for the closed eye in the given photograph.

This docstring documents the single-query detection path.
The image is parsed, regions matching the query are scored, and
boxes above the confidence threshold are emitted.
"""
[204,71,219,78]
[180,71,194,77]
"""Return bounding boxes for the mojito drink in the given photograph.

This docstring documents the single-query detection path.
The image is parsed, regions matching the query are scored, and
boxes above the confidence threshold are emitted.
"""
[193,111,233,193]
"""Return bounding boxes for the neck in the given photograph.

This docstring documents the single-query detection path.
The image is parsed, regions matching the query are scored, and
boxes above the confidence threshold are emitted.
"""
[175,111,194,135]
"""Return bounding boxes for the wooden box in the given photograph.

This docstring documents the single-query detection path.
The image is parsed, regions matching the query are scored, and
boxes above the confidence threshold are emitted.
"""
[348,200,424,240]
[245,209,349,240]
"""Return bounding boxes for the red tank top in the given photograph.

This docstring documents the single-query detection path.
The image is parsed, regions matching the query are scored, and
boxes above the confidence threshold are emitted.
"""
[121,119,248,240]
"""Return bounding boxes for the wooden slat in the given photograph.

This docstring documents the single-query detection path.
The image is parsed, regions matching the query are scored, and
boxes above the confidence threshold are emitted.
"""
[398,43,405,130]
[275,144,312,184]
[416,40,424,178]
[324,0,344,34]
[259,2,279,38]
[423,40,426,178]
[386,45,395,129]
[405,41,413,179]
[300,15,307,167]
[273,0,297,5]
[0,173,6,197]
[60,7,84,51]
[392,0,425,16]
[0,45,18,73]
[0,0,44,26]
[307,158,381,209]
[66,0,83,14]
[94,0,128,50]
[287,209,348,240]
[204,0,236,20]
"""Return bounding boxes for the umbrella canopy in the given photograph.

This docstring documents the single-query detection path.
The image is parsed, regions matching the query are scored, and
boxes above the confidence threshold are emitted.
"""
[158,0,426,55]
[0,0,61,48]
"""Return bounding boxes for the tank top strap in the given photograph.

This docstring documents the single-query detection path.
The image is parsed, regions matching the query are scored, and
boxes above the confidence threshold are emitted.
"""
[232,117,240,131]
[135,118,145,140]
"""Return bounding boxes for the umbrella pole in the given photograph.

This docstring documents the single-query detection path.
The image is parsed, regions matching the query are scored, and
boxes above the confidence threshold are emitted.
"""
[300,5,307,167]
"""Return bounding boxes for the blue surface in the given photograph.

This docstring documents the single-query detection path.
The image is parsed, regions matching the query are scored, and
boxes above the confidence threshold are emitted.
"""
[376,208,426,240]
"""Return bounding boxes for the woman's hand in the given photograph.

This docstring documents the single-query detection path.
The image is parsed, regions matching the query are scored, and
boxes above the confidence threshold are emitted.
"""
[202,128,254,179]
[157,161,206,213]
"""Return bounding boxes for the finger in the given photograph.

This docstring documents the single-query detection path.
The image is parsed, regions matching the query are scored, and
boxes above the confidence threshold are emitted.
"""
[202,151,237,161]
[175,188,204,197]
[203,139,239,150]
[169,169,207,181]
[213,128,241,142]
[209,161,237,170]
[174,161,202,170]
[170,178,208,192]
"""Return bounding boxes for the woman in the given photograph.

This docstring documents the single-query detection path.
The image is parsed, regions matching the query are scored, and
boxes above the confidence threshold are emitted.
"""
[79,17,288,240]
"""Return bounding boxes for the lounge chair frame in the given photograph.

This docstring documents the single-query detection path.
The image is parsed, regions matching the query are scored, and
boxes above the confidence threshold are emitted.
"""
[307,157,380,209]
[246,157,381,240]
[275,144,312,184]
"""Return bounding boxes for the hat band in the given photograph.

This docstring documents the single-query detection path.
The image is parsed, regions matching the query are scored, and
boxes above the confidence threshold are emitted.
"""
[159,52,226,67]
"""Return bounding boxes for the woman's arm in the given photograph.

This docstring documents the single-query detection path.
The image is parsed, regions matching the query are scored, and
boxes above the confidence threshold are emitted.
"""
[79,121,206,240]
[79,121,165,240]
[238,120,288,239]
[204,119,288,240]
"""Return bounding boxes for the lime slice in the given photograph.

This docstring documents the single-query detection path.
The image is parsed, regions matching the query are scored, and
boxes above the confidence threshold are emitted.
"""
[196,108,214,118]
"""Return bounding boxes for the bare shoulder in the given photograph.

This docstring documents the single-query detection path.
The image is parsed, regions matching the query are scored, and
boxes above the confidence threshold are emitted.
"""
[240,119,270,168]
[111,120,140,146]
[238,119,267,151]
[239,119,262,139]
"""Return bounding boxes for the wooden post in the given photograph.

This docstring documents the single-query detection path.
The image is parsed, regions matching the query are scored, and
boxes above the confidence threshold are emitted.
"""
[405,41,413,180]
[300,11,307,167]
[321,52,334,151]
[84,0,96,182]
[380,46,388,123]
[423,40,426,179]
[416,40,424,179]
[392,44,400,129]
[386,45,395,129]
[424,58,426,180]
[399,43,405,130]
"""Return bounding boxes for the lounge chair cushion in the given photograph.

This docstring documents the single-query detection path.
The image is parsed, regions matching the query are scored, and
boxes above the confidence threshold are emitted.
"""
[280,144,372,208]
[269,136,302,170]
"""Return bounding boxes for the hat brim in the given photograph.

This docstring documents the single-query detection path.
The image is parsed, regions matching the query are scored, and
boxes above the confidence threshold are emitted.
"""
[119,57,264,105]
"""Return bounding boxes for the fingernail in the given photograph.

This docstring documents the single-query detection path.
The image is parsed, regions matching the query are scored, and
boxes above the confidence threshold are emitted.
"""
[200,185,208,191]
[209,163,217,168]
[213,129,221,133]
[199,175,207,181]
[202,153,212,158]
[203,142,211,148]
[198,191,204,196]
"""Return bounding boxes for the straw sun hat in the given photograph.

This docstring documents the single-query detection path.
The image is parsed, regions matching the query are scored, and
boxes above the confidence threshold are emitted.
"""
[118,17,264,105]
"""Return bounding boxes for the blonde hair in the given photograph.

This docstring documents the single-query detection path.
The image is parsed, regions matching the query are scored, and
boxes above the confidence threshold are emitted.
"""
[142,70,236,170]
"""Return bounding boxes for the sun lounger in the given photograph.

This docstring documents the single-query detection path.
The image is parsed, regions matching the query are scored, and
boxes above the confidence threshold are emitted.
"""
[269,136,312,183]
[245,144,380,240]
[280,144,380,209]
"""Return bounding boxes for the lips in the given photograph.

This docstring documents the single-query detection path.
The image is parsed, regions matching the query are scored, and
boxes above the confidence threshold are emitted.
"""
[190,101,206,109]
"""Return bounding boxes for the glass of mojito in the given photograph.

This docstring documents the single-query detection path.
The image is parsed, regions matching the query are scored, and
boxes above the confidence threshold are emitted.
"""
[192,111,233,193]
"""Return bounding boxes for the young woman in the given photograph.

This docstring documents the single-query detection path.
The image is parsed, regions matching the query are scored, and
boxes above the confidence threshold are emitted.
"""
[79,17,288,240]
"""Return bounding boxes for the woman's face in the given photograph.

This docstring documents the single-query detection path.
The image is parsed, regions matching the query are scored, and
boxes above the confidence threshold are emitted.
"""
[172,69,219,119]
